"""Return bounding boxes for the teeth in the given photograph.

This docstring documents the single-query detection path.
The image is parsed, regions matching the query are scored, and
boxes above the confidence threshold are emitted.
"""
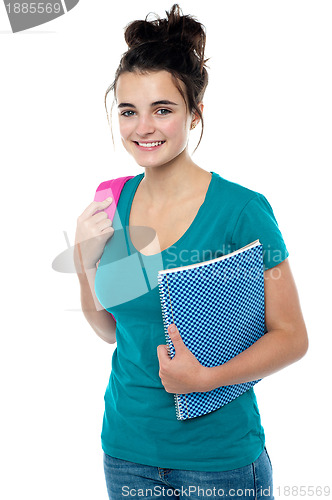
[138,141,164,147]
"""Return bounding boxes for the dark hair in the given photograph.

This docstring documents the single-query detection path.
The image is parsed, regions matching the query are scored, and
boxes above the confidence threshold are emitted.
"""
[105,4,209,152]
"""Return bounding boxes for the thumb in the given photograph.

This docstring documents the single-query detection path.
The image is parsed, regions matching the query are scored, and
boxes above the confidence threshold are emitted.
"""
[168,324,185,351]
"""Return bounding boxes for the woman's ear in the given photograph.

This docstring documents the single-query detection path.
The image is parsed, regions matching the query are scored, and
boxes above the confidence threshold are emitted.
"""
[190,102,204,129]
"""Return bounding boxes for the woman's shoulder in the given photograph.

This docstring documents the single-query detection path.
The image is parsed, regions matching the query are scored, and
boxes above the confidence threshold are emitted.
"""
[212,171,264,207]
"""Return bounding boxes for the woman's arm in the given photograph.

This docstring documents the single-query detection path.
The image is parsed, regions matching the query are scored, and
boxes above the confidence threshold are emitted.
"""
[157,258,309,394]
[199,258,309,391]
[73,197,116,344]
[77,266,116,345]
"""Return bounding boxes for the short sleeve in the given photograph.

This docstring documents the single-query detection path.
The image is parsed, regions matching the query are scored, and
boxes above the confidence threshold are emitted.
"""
[231,193,289,271]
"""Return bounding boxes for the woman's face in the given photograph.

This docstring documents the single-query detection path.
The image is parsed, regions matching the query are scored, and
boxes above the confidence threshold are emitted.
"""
[115,70,197,168]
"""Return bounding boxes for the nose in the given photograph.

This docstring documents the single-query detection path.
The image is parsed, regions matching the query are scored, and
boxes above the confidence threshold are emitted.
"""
[135,113,155,137]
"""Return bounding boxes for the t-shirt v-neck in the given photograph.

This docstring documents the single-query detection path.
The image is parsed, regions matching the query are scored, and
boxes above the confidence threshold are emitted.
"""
[125,171,215,258]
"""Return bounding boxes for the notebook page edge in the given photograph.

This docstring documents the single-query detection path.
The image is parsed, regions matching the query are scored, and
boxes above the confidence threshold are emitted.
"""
[158,239,261,275]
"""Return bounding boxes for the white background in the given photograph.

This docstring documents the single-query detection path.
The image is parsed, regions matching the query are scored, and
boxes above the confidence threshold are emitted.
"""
[1,1,331,499]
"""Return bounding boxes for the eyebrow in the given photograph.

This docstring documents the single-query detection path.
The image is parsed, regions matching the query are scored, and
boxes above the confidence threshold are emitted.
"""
[118,100,178,108]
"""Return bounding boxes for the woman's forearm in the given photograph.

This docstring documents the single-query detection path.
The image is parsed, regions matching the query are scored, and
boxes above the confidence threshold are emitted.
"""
[201,326,308,392]
[77,267,116,344]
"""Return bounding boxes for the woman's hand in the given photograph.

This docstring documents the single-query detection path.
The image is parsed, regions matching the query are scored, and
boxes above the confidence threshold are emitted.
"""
[157,324,209,394]
[74,198,114,274]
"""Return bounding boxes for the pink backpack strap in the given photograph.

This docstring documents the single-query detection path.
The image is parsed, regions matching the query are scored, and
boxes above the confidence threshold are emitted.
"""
[93,175,135,220]
[93,175,134,325]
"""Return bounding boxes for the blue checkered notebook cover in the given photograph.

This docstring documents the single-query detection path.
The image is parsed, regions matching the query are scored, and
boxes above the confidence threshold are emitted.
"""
[157,239,267,421]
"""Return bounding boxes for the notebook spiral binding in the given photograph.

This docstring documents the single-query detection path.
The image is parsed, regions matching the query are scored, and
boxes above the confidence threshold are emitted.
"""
[157,273,183,421]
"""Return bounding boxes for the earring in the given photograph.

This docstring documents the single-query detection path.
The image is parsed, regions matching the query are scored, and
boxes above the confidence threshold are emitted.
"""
[191,122,196,130]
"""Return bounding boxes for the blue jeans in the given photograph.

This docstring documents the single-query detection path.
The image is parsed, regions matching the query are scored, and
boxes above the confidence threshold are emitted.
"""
[103,446,274,499]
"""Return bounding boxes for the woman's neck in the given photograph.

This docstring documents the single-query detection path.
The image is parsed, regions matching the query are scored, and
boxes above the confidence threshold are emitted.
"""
[138,151,209,208]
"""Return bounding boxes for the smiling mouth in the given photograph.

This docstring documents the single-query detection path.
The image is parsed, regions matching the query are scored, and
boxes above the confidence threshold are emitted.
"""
[134,141,166,149]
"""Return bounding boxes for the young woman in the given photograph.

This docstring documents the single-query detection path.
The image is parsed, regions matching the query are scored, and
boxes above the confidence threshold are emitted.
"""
[74,4,308,499]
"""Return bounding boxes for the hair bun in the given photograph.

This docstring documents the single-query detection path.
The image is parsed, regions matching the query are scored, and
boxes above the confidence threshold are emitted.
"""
[124,4,207,71]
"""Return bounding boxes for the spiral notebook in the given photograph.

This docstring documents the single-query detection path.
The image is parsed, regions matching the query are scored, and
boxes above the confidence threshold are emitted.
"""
[157,239,267,421]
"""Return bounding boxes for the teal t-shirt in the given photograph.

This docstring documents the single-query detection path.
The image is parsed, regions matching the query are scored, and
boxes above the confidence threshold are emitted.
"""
[94,171,289,472]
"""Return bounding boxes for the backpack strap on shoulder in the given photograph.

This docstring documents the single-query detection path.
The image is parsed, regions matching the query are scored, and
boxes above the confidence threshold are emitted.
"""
[93,175,134,221]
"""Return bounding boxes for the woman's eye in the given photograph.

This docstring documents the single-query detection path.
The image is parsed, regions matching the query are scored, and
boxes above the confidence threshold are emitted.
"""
[156,109,171,115]
[121,110,135,117]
